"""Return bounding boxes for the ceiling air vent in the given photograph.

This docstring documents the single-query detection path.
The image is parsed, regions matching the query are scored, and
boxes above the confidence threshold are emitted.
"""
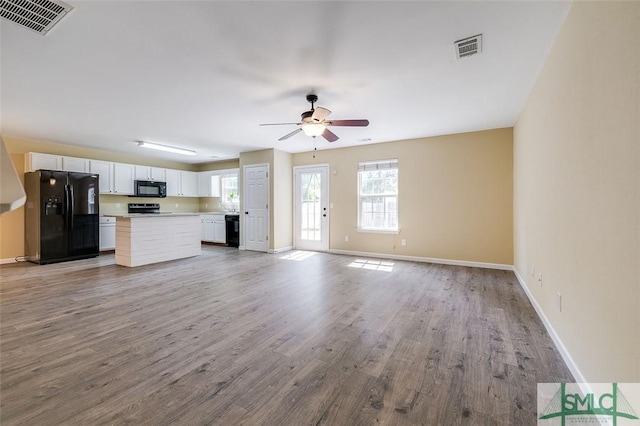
[1,0,73,35]
[454,34,482,59]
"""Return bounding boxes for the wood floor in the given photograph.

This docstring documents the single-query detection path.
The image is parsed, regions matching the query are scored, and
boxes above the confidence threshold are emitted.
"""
[0,246,572,425]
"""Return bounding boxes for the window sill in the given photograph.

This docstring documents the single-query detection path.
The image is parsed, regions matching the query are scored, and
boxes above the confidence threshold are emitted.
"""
[356,228,400,235]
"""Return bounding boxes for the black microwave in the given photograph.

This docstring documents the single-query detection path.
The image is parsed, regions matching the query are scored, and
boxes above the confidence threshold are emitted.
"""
[133,180,167,198]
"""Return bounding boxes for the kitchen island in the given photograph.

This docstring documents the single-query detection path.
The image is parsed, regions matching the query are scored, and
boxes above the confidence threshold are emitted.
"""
[106,213,201,267]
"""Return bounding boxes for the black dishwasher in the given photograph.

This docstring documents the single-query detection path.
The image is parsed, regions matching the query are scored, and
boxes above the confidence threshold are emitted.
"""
[225,215,239,247]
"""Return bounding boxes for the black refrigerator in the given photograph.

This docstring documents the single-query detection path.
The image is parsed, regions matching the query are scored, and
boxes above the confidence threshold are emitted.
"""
[24,170,100,264]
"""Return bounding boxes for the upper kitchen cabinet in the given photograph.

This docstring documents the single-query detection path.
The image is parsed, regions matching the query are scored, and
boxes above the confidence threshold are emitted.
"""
[25,153,90,173]
[62,156,89,173]
[113,163,135,195]
[90,161,135,195]
[180,171,198,197]
[89,160,114,194]
[165,169,198,197]
[197,171,221,197]
[134,166,166,182]
[25,152,62,172]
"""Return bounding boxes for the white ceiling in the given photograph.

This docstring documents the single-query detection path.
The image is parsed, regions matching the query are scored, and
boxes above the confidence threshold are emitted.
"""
[1,1,571,164]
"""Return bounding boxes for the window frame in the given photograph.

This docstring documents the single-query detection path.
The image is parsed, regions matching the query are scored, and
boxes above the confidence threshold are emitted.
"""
[220,173,239,207]
[357,159,399,233]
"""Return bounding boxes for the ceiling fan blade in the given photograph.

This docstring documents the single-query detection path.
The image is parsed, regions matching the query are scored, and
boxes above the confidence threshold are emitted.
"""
[322,128,339,142]
[326,119,369,127]
[312,107,331,122]
[259,122,300,126]
[278,128,303,141]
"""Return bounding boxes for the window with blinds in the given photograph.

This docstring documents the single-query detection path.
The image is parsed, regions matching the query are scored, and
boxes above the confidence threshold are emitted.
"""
[357,159,398,231]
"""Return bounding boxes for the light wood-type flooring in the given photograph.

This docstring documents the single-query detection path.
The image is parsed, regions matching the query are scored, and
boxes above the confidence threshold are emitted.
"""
[1,246,573,425]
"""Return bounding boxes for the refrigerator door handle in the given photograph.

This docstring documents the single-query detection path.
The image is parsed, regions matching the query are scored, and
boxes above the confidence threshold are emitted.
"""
[63,184,69,230]
[68,185,74,229]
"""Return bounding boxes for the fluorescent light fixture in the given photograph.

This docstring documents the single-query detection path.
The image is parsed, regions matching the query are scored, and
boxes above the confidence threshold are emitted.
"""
[137,141,196,156]
[301,123,325,137]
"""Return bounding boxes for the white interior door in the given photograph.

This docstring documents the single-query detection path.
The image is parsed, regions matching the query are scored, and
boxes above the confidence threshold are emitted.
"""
[243,164,269,252]
[294,164,329,251]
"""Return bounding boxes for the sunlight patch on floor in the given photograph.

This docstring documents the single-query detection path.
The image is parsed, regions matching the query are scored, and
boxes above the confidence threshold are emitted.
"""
[347,259,394,272]
[279,251,318,261]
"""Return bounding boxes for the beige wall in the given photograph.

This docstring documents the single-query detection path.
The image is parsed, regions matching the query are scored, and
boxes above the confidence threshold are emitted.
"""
[273,149,293,250]
[293,128,514,265]
[1,153,27,260]
[197,159,240,172]
[514,1,640,381]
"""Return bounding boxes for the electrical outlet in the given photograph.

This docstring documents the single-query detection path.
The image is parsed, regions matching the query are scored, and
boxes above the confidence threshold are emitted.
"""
[401,239,406,246]
[344,235,349,242]
[116,203,121,208]
[538,273,543,286]
[557,293,562,312]
[175,203,179,208]
[531,264,535,277]
[205,203,208,208]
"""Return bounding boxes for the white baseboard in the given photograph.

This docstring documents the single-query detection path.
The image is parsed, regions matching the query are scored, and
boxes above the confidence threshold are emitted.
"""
[0,257,19,265]
[269,246,293,254]
[328,249,513,271]
[238,246,245,251]
[513,267,587,384]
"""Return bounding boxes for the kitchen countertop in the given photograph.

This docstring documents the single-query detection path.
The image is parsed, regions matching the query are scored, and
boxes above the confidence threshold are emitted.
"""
[103,213,202,218]
[200,212,240,215]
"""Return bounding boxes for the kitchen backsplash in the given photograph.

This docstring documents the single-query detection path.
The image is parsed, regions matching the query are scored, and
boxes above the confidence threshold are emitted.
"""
[100,195,200,214]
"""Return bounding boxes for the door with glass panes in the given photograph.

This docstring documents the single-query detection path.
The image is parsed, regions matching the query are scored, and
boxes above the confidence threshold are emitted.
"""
[294,165,329,251]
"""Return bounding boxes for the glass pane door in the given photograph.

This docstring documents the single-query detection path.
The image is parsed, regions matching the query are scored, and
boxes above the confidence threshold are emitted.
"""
[294,165,329,251]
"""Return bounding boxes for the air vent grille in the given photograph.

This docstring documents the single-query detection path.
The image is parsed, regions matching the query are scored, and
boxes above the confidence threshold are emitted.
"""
[1,0,73,35]
[454,34,482,59]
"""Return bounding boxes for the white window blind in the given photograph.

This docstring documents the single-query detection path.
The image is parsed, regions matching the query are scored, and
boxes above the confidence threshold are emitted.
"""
[358,159,398,171]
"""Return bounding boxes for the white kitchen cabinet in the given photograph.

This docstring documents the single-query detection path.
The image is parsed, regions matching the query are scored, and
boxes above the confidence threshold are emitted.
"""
[213,214,226,243]
[201,215,215,242]
[62,156,89,173]
[135,166,166,182]
[150,167,165,181]
[166,169,198,197]
[201,214,225,243]
[89,160,114,194]
[99,216,116,250]
[197,171,221,197]
[165,169,180,196]
[113,163,135,195]
[25,152,62,172]
[181,171,198,197]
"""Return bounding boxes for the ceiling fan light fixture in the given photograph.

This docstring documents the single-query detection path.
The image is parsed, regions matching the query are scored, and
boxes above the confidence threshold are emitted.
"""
[138,141,197,156]
[301,123,326,138]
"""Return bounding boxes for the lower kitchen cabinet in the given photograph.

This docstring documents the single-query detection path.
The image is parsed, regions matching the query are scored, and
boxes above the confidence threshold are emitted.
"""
[201,214,226,243]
